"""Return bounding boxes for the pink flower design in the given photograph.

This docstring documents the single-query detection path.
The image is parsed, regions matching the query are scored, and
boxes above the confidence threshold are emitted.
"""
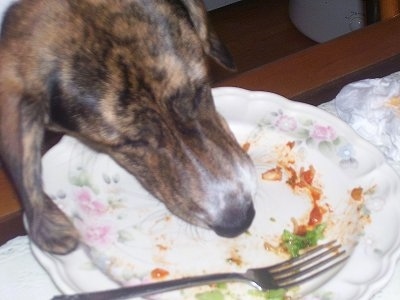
[82,224,115,247]
[275,115,297,132]
[310,124,337,141]
[76,187,108,216]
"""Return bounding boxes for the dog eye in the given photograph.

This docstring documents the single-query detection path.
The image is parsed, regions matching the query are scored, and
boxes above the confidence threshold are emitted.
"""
[168,86,205,121]
[192,86,204,112]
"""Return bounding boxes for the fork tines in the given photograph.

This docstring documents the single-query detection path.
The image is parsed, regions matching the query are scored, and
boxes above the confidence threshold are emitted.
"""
[270,240,349,288]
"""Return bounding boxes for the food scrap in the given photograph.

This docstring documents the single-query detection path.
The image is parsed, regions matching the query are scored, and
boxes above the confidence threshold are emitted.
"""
[226,248,243,266]
[249,288,287,300]
[242,142,251,152]
[281,223,326,258]
[260,141,329,257]
[151,268,170,280]
[261,166,282,181]
[262,141,327,230]
[156,244,168,251]
[195,290,224,300]
[351,187,363,201]
[384,96,400,116]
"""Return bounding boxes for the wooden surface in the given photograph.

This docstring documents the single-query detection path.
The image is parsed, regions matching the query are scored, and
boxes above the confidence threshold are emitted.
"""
[0,171,19,219]
[2,13,400,245]
[217,15,400,105]
[380,0,400,20]
[0,169,25,244]
[208,0,316,83]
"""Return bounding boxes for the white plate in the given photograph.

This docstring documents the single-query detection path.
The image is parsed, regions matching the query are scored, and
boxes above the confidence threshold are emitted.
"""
[34,87,400,299]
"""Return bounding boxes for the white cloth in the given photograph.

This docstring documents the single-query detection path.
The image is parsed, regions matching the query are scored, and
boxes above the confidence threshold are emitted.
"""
[0,236,59,299]
[334,72,400,170]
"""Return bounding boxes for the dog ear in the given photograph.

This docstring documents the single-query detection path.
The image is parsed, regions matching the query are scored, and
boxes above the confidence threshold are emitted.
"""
[179,0,236,71]
[0,61,79,255]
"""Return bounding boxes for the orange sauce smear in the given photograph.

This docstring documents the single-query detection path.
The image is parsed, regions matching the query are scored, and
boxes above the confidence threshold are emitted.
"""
[261,141,327,235]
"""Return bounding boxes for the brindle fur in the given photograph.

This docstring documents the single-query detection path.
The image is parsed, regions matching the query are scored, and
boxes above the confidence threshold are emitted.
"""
[0,0,256,255]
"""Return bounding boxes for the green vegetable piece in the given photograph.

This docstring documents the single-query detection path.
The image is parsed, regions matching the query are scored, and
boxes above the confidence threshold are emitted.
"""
[249,288,286,300]
[195,290,224,300]
[215,282,228,290]
[281,223,327,257]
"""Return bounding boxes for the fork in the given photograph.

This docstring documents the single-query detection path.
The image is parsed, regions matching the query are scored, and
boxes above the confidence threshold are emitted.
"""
[52,241,347,300]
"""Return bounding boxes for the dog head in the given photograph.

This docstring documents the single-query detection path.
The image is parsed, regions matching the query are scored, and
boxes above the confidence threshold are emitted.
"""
[1,0,257,245]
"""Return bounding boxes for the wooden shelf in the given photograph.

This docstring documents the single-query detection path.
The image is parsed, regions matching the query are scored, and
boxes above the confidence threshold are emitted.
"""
[217,15,400,104]
[208,0,316,82]
[0,169,25,244]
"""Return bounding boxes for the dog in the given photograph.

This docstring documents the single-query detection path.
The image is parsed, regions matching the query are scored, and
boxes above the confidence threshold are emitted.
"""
[0,0,256,255]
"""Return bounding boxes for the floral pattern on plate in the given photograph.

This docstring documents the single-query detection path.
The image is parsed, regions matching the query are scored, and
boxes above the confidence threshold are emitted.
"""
[255,108,359,169]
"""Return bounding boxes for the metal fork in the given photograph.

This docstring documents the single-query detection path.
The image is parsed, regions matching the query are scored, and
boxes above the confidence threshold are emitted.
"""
[52,241,347,300]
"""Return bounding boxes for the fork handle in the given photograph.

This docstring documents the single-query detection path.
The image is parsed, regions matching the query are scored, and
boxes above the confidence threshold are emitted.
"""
[52,273,248,300]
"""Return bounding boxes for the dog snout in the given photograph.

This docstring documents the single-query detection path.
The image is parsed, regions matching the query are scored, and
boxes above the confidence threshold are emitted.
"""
[178,135,257,238]
[211,198,255,238]
[202,154,257,238]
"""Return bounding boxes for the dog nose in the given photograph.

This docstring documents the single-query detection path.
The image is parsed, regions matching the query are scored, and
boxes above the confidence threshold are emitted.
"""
[211,201,255,238]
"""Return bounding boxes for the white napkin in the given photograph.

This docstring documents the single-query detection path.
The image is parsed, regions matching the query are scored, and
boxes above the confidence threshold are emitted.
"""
[334,72,400,165]
[0,236,59,299]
